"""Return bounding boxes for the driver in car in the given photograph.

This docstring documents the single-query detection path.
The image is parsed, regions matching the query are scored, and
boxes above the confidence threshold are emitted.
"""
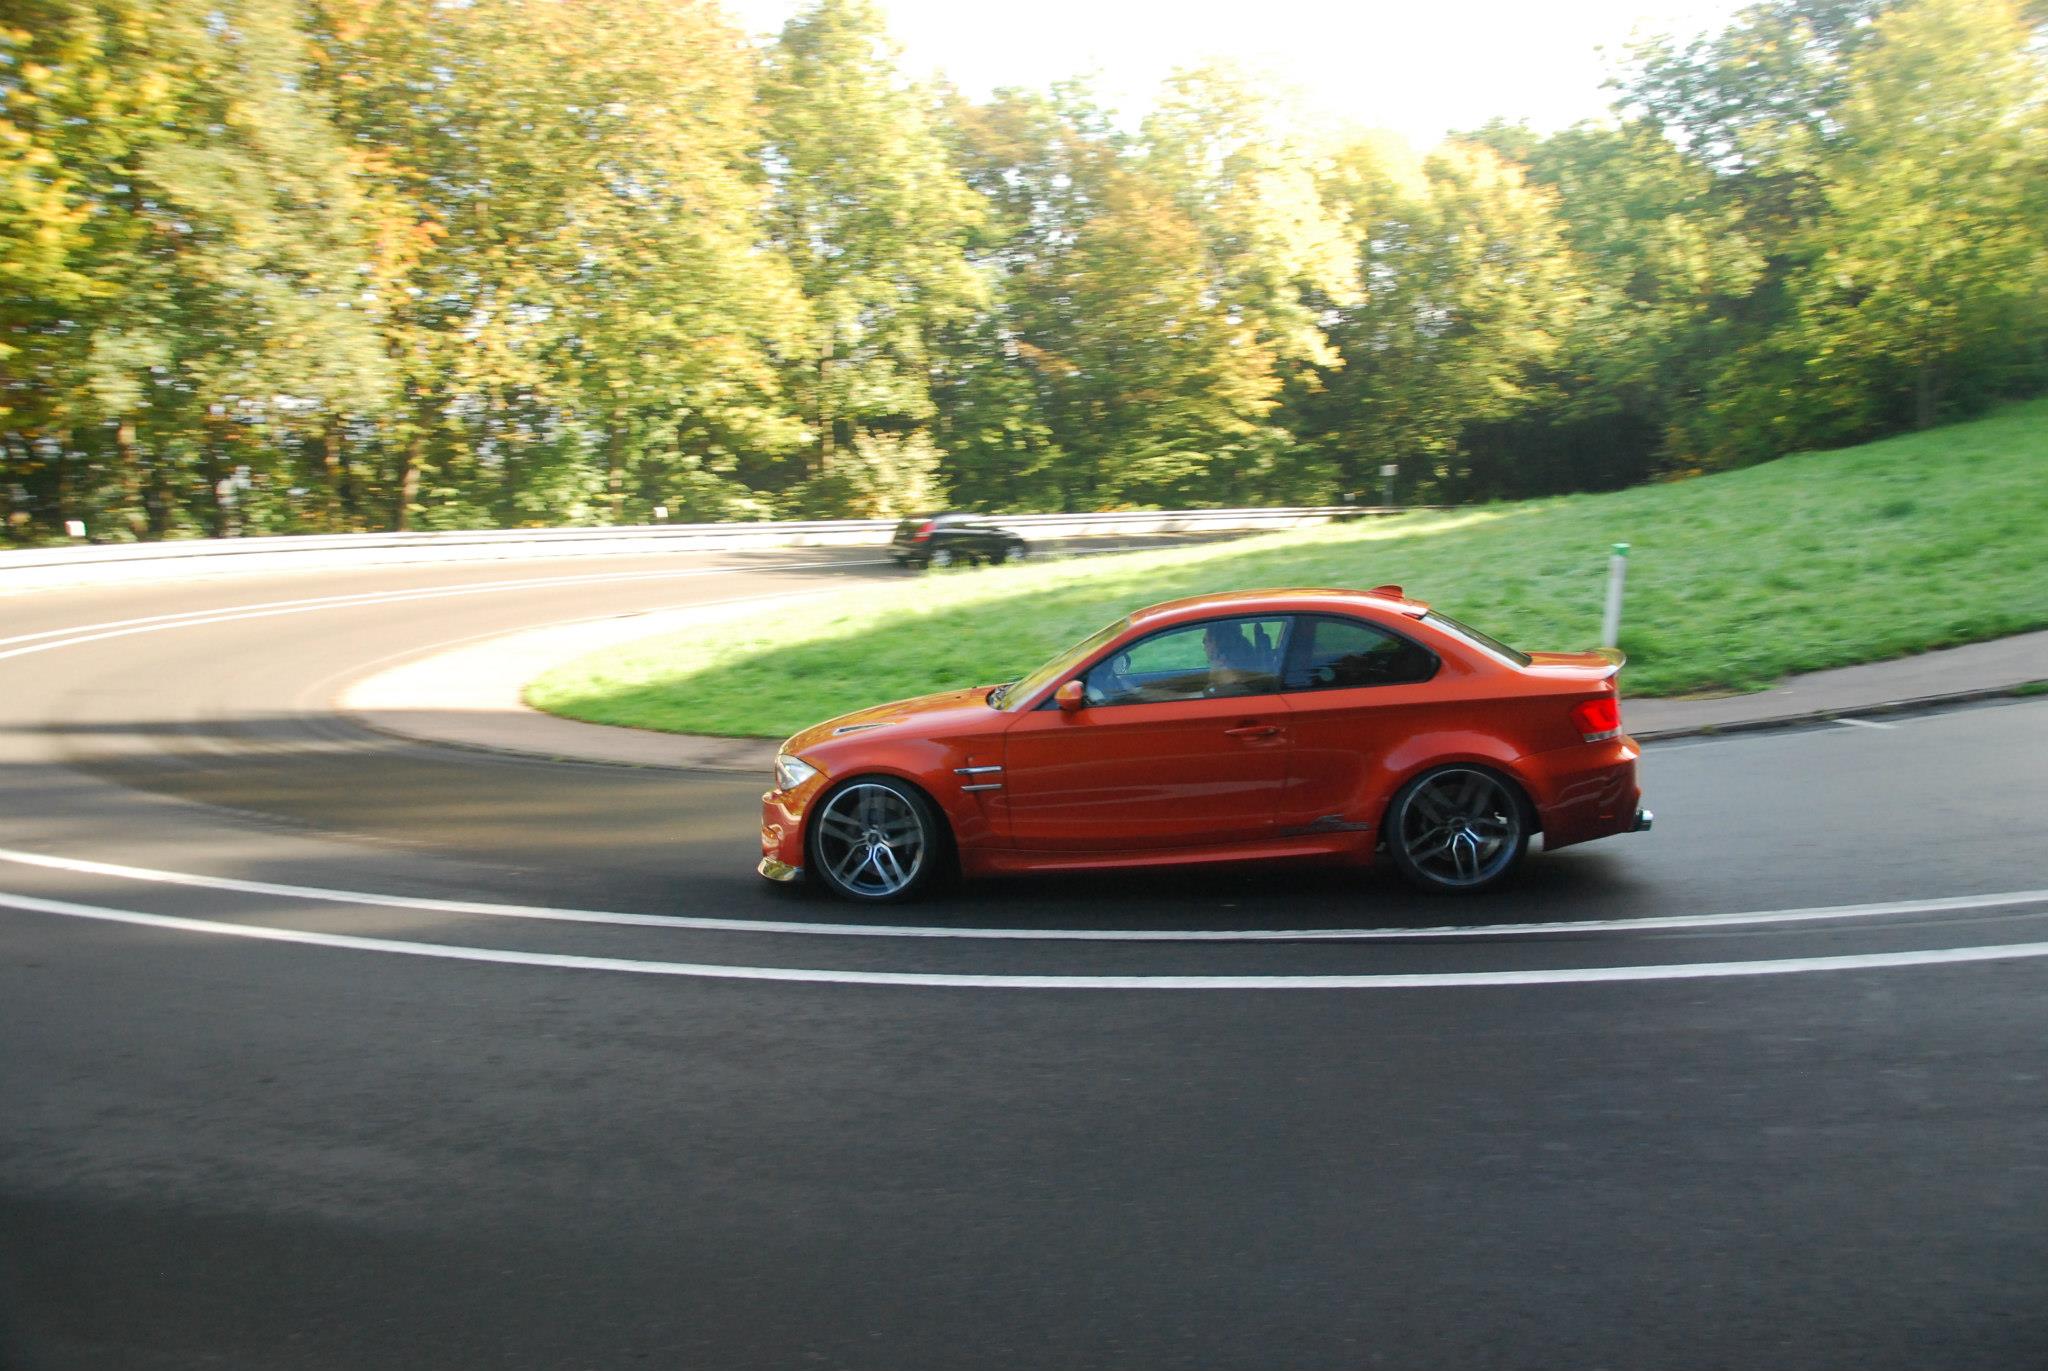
[1203,622,1265,696]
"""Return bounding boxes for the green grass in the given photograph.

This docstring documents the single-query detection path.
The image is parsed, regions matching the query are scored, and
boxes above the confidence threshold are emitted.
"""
[528,398,2048,739]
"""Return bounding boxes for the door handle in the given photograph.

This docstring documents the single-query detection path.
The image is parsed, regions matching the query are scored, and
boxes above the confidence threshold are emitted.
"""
[1224,724,1283,739]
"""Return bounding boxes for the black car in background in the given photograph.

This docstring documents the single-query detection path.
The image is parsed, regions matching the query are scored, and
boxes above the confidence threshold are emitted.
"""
[888,512,1029,569]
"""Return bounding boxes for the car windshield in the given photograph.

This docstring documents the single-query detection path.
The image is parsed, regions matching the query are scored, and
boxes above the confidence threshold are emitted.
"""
[1422,610,1532,667]
[995,617,1131,710]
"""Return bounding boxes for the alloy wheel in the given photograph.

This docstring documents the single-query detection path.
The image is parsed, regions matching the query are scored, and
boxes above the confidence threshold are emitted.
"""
[812,781,931,900]
[1392,767,1525,891]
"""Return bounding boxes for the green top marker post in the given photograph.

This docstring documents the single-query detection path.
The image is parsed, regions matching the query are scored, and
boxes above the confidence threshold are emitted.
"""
[1602,542,1631,648]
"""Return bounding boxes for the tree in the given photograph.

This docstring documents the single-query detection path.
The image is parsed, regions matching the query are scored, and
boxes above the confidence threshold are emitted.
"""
[943,83,1307,508]
[1,0,114,533]
[4,0,391,538]
[1140,64,1359,373]
[1455,118,1764,493]
[310,0,804,528]
[1296,137,1585,501]
[931,84,1115,510]
[539,0,808,523]
[759,0,983,512]
[1049,169,1293,506]
[1789,0,2048,431]
[1621,0,1889,217]
[1615,0,1900,464]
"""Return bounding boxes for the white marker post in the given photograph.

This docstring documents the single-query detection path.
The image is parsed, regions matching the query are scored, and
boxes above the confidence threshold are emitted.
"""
[1601,542,1630,649]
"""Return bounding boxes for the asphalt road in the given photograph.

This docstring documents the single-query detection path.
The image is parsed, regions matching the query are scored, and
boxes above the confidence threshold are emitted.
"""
[4,547,2047,1371]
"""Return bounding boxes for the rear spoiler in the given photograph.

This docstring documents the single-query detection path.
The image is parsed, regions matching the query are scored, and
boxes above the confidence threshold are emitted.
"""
[1366,584,1430,617]
[1524,647,1626,678]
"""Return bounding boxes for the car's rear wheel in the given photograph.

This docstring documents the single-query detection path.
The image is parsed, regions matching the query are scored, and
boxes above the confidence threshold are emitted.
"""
[807,777,944,903]
[1384,765,1529,894]
[929,547,957,569]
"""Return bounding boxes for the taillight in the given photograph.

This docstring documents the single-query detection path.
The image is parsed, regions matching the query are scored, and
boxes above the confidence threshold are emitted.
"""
[1571,697,1621,742]
[912,520,935,542]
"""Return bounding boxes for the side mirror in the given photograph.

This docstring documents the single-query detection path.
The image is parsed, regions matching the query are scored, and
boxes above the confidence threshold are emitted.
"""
[1055,680,1085,713]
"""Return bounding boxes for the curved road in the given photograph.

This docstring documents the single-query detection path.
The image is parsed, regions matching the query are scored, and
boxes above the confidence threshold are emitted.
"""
[4,548,2047,1370]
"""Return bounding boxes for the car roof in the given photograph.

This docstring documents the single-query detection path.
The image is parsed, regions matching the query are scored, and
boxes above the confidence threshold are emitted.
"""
[1127,586,1430,630]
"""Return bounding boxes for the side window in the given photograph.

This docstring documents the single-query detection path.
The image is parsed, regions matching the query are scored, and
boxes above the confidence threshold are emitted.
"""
[1283,615,1436,692]
[1081,617,1290,706]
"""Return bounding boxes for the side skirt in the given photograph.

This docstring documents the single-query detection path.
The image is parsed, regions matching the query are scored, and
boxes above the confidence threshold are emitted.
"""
[962,831,1374,878]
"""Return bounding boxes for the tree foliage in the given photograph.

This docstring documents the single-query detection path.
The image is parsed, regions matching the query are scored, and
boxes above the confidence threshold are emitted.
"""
[759,0,981,513]
[3,0,2043,542]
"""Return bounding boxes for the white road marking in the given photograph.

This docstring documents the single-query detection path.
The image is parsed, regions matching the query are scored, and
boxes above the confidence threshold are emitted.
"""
[7,887,2048,989]
[1834,717,1899,730]
[2,848,2043,945]
[0,570,652,647]
[0,558,890,661]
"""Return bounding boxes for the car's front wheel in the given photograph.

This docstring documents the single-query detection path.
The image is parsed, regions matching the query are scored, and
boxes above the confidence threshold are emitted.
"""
[807,776,945,903]
[1384,765,1530,894]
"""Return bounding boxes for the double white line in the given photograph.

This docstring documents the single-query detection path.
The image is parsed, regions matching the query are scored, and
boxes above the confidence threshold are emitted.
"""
[8,884,2048,990]
[5,847,2048,989]
[2,846,2045,944]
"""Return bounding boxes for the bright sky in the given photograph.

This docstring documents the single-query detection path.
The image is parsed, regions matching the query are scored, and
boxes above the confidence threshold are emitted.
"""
[724,0,1749,150]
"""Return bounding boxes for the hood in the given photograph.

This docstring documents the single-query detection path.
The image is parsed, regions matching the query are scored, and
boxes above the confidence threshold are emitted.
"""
[781,685,998,755]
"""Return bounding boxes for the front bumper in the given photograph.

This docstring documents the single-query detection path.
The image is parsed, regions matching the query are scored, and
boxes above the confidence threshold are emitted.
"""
[760,787,810,881]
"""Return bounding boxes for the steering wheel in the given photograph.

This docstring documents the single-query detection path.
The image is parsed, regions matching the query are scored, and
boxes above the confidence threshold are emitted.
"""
[1088,651,1134,705]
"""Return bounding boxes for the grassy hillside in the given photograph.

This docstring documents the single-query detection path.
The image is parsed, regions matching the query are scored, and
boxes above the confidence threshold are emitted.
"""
[529,398,2048,739]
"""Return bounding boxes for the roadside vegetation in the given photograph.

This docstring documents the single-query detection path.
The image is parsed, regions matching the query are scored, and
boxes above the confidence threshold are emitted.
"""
[527,399,2048,739]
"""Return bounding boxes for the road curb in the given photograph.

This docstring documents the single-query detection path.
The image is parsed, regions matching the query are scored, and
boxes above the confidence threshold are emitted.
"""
[1630,681,2047,742]
[348,712,776,774]
[339,581,2048,770]
[335,595,822,776]
[354,678,2048,775]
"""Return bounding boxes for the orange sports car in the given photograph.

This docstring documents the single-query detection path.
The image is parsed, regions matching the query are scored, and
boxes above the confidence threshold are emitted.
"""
[759,587,1650,901]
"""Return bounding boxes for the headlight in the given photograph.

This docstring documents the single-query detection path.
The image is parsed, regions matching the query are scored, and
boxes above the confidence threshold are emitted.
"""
[774,754,819,792]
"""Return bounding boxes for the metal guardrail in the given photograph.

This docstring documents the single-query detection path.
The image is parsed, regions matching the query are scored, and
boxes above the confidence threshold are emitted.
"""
[0,517,895,570]
[0,505,1407,590]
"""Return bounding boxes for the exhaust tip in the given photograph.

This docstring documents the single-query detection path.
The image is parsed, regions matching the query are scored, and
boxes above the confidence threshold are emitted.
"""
[1632,808,1654,833]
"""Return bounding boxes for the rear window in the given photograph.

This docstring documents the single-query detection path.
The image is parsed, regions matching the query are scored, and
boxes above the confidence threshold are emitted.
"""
[1422,610,1531,667]
[1284,616,1436,690]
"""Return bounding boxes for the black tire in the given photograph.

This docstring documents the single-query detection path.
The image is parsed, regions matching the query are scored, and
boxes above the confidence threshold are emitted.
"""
[1383,765,1531,894]
[806,776,947,903]
[928,546,957,570]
